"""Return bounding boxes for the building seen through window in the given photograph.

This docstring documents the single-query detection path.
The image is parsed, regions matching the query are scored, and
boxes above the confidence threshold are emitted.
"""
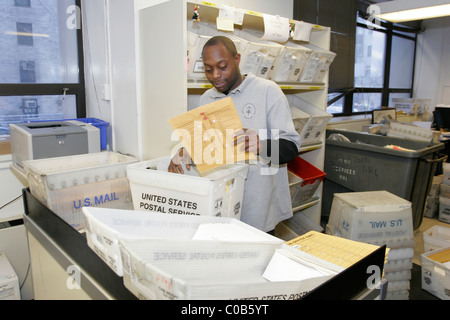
[0,0,84,136]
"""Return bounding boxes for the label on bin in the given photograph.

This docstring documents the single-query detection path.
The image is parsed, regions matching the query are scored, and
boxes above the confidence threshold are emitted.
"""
[138,192,200,215]
[136,191,241,218]
[325,151,382,190]
[73,192,120,209]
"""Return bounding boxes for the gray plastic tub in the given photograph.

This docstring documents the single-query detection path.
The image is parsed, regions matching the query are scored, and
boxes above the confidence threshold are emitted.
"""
[324,129,446,229]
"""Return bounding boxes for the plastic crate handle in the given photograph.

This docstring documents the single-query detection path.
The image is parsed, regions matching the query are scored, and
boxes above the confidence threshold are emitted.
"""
[131,277,158,300]
[423,154,448,163]
[89,230,109,255]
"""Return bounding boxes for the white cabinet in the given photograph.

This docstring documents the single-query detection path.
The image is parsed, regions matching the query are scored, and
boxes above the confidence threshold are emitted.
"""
[109,0,331,227]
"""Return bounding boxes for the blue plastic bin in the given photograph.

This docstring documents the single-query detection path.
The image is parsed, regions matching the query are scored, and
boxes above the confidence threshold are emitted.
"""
[73,118,109,150]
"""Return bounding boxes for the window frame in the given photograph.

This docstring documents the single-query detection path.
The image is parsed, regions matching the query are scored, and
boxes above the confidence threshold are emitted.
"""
[0,0,86,119]
[328,15,419,116]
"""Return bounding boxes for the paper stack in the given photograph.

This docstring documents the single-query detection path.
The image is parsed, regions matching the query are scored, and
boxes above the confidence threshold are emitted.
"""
[263,231,384,284]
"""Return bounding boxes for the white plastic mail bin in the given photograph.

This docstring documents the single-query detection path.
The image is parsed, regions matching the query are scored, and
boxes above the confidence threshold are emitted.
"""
[441,184,450,198]
[443,163,450,186]
[298,43,336,83]
[23,152,138,230]
[440,196,450,223]
[270,41,312,83]
[326,191,414,248]
[423,225,450,252]
[289,106,311,146]
[187,31,210,81]
[387,122,435,143]
[119,237,332,300]
[127,157,248,218]
[82,207,278,276]
[289,95,333,146]
[421,247,450,300]
[233,29,283,79]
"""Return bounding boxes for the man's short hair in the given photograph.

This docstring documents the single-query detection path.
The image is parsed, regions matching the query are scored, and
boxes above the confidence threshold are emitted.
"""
[202,36,238,58]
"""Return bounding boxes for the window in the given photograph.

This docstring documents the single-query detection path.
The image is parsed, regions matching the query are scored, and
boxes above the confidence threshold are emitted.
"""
[328,13,418,116]
[16,22,34,46]
[15,0,31,7]
[389,35,415,89]
[0,0,85,136]
[327,92,344,114]
[21,98,39,115]
[19,61,36,83]
[354,25,386,89]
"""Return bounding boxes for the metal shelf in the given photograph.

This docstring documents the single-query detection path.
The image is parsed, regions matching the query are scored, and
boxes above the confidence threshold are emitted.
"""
[299,142,323,153]
[187,81,326,91]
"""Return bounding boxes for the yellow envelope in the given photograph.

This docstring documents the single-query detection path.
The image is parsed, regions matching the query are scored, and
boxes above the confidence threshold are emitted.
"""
[428,248,450,264]
[168,97,256,173]
[286,231,388,269]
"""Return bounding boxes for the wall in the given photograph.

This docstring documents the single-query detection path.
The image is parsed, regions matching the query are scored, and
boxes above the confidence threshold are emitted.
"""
[81,0,113,147]
[414,16,450,109]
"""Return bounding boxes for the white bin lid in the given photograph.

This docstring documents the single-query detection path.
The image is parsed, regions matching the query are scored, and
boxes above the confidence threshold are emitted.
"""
[334,190,411,212]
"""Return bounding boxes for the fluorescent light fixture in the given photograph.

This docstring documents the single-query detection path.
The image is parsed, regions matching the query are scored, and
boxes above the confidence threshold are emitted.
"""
[374,0,450,23]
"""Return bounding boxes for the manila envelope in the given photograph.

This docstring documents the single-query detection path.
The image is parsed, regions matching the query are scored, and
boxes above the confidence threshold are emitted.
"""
[168,97,256,173]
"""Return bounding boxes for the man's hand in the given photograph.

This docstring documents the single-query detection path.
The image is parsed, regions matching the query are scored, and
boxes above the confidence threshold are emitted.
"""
[233,129,260,155]
[168,148,193,174]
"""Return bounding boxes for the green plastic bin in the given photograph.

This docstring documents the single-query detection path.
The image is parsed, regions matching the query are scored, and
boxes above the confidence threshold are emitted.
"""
[324,129,447,230]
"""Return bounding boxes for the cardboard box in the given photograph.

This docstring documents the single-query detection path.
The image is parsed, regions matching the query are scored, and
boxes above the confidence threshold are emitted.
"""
[0,139,11,155]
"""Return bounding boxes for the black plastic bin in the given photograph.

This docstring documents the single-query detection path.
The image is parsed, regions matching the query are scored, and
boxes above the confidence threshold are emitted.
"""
[324,129,447,230]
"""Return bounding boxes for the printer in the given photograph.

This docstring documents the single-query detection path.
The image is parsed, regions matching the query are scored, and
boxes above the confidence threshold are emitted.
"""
[9,120,100,176]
